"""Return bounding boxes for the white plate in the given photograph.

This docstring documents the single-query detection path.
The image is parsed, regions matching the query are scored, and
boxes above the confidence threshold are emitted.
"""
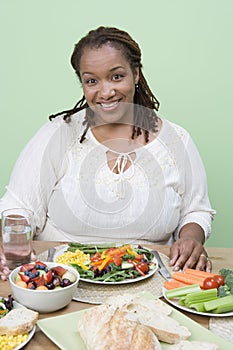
[52,244,158,285]
[0,297,36,349]
[163,288,233,317]
[37,291,233,350]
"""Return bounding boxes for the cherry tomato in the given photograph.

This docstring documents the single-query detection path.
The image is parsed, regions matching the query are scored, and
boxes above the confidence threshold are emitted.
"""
[213,275,225,286]
[136,262,149,274]
[202,277,219,289]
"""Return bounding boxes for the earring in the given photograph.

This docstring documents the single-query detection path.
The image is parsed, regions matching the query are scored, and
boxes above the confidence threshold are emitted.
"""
[135,84,139,89]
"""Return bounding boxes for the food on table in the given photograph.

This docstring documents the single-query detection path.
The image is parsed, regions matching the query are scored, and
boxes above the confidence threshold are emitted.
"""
[0,297,38,350]
[13,261,77,290]
[164,267,233,314]
[78,293,221,348]
[0,308,38,336]
[56,243,156,282]
[78,293,192,349]
[79,305,161,350]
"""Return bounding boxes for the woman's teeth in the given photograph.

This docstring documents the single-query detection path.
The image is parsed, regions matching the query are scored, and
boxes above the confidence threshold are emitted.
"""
[100,101,118,108]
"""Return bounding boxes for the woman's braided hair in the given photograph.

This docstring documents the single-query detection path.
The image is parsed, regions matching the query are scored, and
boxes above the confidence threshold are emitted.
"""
[49,26,160,143]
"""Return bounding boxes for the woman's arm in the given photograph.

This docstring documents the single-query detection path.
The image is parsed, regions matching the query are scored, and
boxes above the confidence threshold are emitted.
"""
[167,124,215,271]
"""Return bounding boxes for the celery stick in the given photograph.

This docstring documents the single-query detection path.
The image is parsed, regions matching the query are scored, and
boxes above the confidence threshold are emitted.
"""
[186,296,218,308]
[165,284,201,299]
[184,289,218,306]
[179,296,187,306]
[189,302,206,312]
[204,295,233,313]
[212,303,233,313]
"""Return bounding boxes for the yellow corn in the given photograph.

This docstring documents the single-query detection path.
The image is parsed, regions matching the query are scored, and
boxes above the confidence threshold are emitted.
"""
[0,333,28,350]
[56,249,90,269]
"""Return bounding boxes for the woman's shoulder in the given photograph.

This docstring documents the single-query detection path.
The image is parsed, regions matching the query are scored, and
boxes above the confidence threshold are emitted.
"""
[161,118,192,143]
[32,109,86,142]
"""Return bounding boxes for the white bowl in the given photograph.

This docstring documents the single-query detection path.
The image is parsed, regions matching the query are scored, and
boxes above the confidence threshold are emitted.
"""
[9,261,80,313]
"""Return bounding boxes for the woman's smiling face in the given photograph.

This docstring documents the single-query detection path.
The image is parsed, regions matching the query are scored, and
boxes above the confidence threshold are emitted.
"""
[79,44,139,125]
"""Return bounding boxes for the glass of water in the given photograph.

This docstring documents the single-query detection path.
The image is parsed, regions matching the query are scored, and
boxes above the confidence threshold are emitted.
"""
[1,208,34,269]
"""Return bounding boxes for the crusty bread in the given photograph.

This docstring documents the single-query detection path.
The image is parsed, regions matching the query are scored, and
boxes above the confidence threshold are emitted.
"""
[0,308,38,336]
[106,294,191,344]
[78,306,161,350]
[168,340,220,349]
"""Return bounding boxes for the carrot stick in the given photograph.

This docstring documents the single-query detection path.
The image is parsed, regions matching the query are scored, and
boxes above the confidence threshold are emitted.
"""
[163,279,189,290]
[185,268,216,278]
[171,271,206,287]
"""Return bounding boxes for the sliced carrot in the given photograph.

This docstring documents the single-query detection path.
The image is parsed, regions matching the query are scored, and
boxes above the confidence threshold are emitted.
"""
[171,271,206,287]
[163,279,189,290]
[185,268,216,278]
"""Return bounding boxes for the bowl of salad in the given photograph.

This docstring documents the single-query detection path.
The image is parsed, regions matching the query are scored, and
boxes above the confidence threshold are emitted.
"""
[9,261,80,313]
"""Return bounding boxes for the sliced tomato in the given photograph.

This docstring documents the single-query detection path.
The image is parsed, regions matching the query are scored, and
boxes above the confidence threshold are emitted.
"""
[136,262,149,274]
[113,256,122,267]
[105,248,117,255]
[90,252,102,262]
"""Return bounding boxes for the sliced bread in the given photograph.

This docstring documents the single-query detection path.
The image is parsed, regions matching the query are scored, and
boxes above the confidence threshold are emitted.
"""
[78,306,162,350]
[0,308,38,336]
[106,294,191,344]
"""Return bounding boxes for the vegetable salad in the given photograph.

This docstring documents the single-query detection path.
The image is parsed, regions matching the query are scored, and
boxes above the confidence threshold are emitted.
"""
[56,243,156,283]
[164,267,233,314]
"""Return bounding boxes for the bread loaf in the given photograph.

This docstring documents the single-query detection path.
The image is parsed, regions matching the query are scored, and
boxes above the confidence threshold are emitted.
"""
[78,305,162,350]
[0,308,38,336]
[78,294,223,349]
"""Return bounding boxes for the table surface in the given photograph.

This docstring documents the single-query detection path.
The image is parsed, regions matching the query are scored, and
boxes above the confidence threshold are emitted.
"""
[1,241,233,349]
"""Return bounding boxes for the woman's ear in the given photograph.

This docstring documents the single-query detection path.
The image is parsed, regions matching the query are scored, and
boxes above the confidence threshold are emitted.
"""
[134,67,139,84]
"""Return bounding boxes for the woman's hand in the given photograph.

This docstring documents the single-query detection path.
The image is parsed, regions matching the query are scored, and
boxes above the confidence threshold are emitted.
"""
[0,250,37,281]
[169,223,212,272]
[0,253,10,280]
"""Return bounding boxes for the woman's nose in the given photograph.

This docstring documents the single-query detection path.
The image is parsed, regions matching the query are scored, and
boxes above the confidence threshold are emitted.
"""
[98,82,115,99]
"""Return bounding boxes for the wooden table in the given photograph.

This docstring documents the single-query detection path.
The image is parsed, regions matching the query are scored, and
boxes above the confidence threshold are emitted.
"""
[1,241,233,349]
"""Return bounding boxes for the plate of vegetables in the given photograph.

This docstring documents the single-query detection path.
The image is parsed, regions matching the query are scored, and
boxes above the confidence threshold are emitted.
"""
[163,267,233,317]
[0,295,36,349]
[52,243,158,284]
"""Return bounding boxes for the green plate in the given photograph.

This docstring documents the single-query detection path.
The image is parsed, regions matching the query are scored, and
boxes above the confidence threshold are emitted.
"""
[37,292,232,349]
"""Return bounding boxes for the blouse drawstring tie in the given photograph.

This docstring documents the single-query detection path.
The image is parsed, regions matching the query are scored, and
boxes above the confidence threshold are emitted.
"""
[110,152,135,199]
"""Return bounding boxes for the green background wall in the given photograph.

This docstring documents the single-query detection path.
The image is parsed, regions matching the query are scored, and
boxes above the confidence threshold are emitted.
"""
[1,1,232,247]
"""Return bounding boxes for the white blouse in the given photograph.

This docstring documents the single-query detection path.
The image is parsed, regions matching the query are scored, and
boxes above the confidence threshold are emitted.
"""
[0,110,215,245]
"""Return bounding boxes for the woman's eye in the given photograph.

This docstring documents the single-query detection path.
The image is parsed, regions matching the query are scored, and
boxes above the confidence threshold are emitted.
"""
[112,74,123,81]
[85,78,96,85]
